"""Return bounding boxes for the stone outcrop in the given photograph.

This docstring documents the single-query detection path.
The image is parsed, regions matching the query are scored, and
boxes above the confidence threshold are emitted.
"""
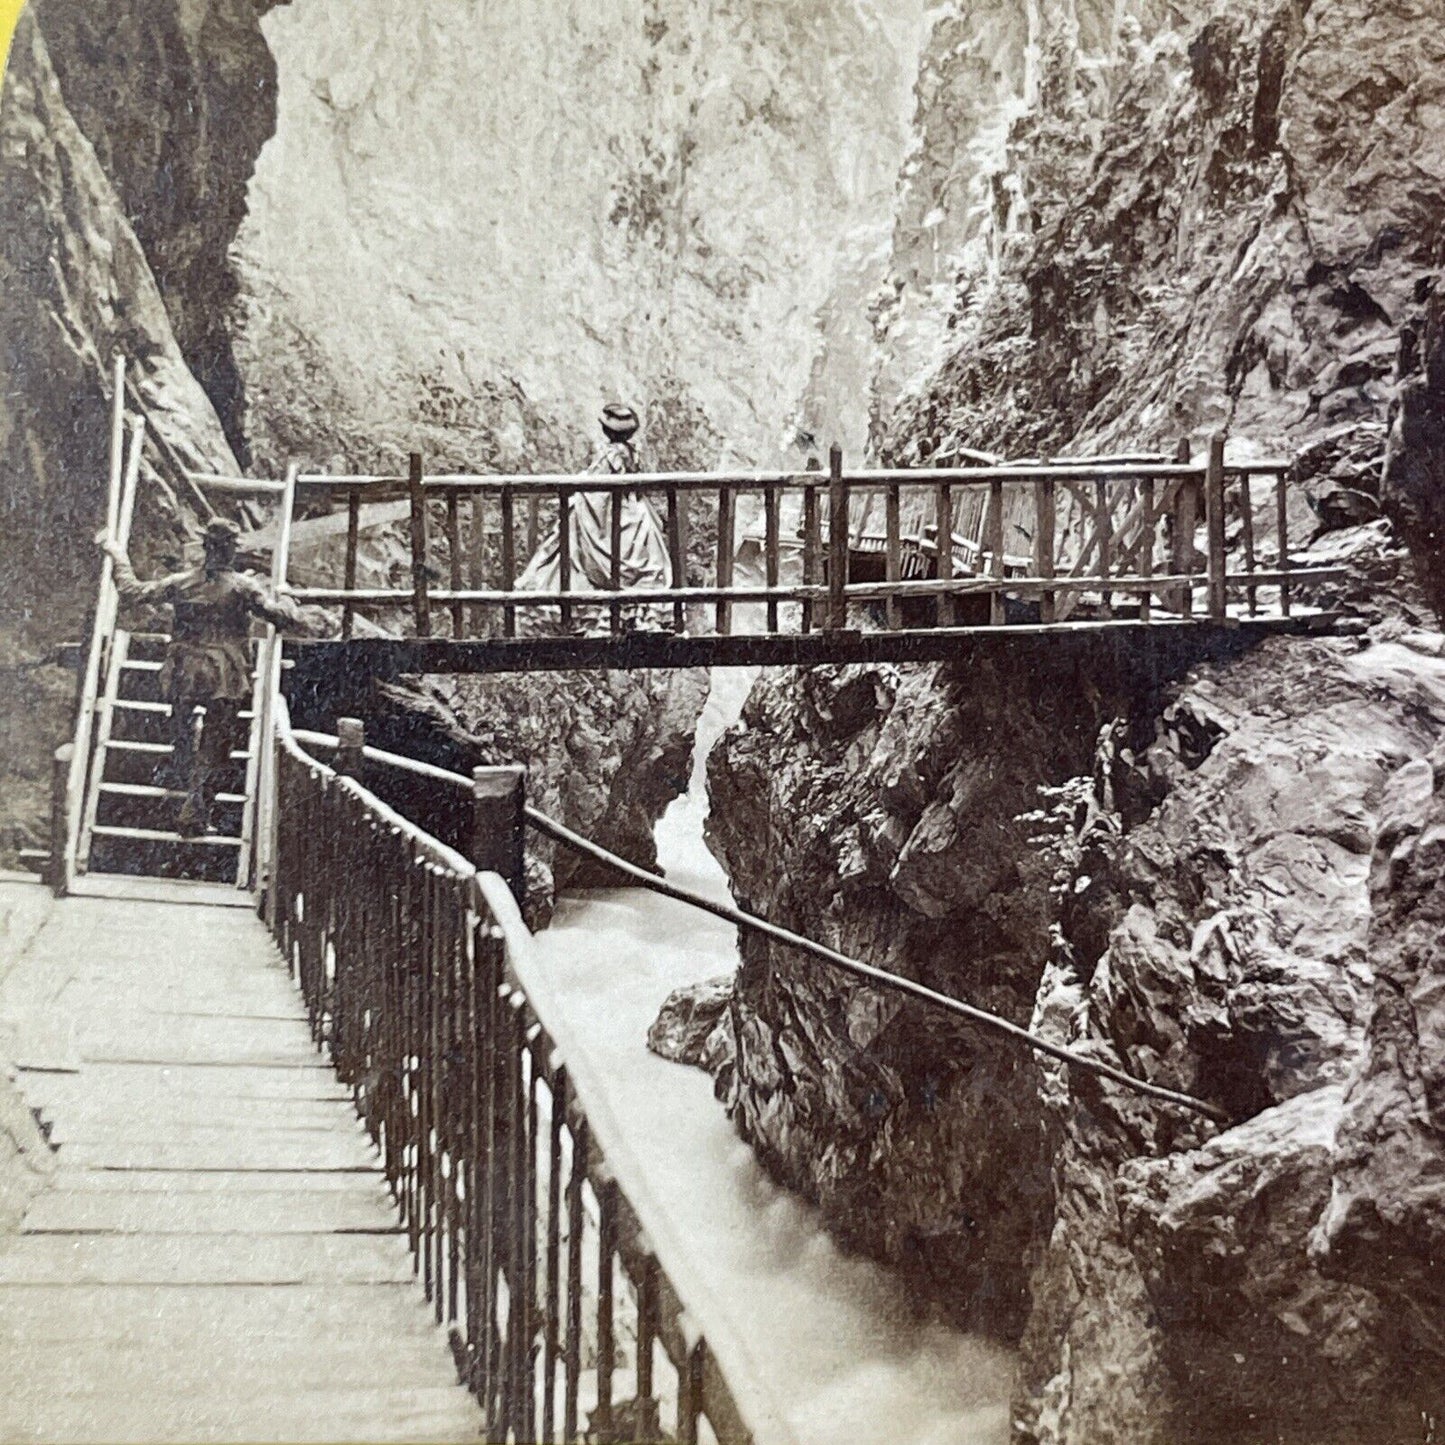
[0,12,243,862]
[1015,634,1445,1443]
[235,0,930,474]
[697,628,1266,1337]
[37,1,286,455]
[880,0,1445,481]
[1313,734,1445,1395]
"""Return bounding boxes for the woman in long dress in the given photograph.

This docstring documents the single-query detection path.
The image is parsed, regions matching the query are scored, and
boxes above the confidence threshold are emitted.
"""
[517,403,671,629]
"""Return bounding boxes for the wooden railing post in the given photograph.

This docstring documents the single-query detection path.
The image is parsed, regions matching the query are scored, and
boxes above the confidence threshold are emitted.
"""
[472,764,526,901]
[827,444,848,631]
[1205,432,1228,621]
[1276,473,1292,617]
[49,744,73,897]
[987,478,1006,625]
[715,485,735,636]
[341,488,360,640]
[408,451,432,636]
[666,485,686,634]
[1170,437,1196,618]
[1034,476,1056,624]
[336,717,365,781]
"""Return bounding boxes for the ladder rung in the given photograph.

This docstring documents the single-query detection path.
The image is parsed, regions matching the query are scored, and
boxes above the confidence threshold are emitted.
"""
[112,700,253,719]
[98,783,246,804]
[105,741,250,760]
[90,825,241,847]
[121,659,164,673]
[17,848,50,865]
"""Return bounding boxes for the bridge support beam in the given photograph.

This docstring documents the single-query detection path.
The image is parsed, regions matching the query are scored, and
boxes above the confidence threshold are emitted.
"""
[472,765,526,902]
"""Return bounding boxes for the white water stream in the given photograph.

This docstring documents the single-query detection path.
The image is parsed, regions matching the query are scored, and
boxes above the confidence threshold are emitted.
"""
[530,670,1016,1445]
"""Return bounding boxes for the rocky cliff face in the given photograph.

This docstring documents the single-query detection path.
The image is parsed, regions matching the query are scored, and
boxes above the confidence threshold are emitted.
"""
[692,0,1445,1436]
[878,0,1445,477]
[0,7,253,861]
[36,1,287,457]
[235,0,928,475]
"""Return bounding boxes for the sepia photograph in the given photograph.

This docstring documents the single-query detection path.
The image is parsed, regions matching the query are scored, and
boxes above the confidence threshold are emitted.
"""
[0,1,1442,1442]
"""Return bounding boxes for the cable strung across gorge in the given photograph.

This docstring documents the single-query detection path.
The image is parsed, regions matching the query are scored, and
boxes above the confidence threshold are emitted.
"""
[525,805,1231,1126]
[288,726,1228,1125]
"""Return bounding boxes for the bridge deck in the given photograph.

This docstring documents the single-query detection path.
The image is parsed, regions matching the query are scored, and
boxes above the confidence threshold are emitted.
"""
[0,880,481,1444]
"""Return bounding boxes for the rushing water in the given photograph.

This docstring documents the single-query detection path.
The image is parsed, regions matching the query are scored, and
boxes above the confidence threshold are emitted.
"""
[530,669,1015,1445]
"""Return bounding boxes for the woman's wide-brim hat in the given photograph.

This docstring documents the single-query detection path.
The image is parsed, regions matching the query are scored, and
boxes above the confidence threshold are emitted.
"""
[600,402,640,437]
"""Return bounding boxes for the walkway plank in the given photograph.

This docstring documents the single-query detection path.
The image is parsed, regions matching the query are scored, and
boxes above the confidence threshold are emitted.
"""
[0,882,480,1444]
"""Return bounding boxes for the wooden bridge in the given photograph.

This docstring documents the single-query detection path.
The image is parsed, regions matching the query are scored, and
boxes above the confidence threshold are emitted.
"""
[201,434,1342,682]
[5,365,1352,1442]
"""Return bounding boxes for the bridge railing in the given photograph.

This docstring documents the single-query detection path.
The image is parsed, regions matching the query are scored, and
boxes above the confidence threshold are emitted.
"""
[268,710,794,1445]
[274,439,1345,640]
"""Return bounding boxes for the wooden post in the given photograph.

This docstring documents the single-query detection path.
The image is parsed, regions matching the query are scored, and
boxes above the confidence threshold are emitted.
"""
[472,765,526,902]
[1205,432,1227,621]
[1276,473,1291,617]
[1095,478,1113,620]
[936,482,955,627]
[884,482,902,631]
[1034,476,1056,625]
[715,485,736,636]
[801,484,819,634]
[1238,471,1258,615]
[764,481,781,634]
[608,490,623,635]
[107,354,125,537]
[499,490,517,639]
[407,452,431,637]
[987,479,1005,625]
[49,744,73,897]
[557,487,573,634]
[827,444,848,631]
[336,717,365,781]
[446,491,464,637]
[1139,475,1154,623]
[666,485,686,634]
[1171,437,1196,618]
[468,494,489,636]
[341,488,360,640]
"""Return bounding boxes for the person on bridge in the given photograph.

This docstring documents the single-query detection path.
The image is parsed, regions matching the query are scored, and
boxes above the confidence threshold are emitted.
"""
[517,402,671,630]
[99,518,307,836]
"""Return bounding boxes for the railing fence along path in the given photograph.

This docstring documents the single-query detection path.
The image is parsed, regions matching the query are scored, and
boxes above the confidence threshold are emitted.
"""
[266,437,1342,643]
[269,709,792,1445]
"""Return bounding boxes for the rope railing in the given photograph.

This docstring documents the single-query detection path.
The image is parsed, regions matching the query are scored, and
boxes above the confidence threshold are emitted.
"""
[271,717,796,1445]
[286,726,1229,1125]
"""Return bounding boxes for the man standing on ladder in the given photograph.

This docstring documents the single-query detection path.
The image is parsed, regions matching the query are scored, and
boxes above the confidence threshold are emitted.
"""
[98,519,305,836]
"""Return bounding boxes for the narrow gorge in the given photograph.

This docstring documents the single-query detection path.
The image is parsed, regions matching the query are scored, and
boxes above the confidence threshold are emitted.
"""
[1,1,1443,1442]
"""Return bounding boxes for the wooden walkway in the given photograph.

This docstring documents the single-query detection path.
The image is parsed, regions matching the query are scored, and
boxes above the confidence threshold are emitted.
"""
[0,880,481,1444]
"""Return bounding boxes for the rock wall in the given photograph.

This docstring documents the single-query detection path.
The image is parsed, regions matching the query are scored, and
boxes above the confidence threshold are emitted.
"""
[695,0,1445,1433]
[0,8,248,862]
[235,0,929,475]
[700,627,1270,1336]
[37,1,287,456]
[1314,731,1445,1398]
[1018,634,1445,1442]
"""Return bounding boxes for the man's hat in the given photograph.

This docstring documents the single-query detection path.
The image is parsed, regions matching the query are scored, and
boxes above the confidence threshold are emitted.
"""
[600,403,640,437]
[202,517,242,547]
